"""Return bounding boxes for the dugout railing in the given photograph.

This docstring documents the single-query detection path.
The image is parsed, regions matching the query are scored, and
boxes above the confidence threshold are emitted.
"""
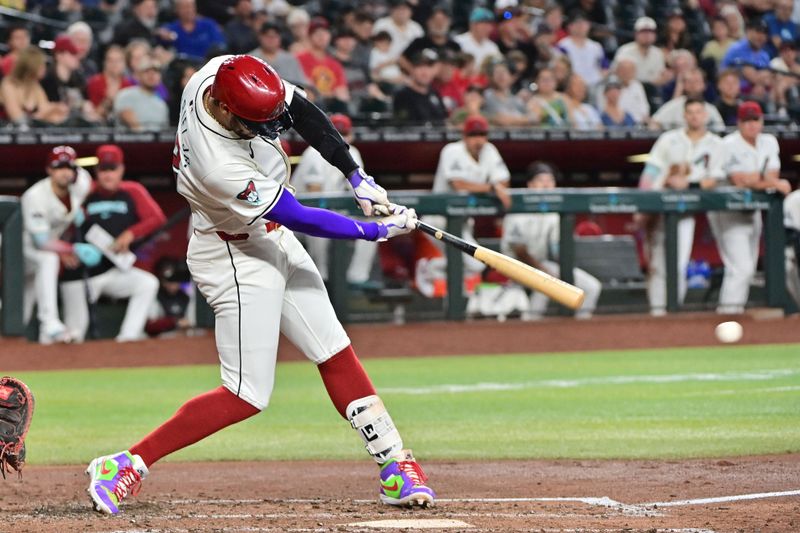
[300,188,786,323]
[0,196,23,336]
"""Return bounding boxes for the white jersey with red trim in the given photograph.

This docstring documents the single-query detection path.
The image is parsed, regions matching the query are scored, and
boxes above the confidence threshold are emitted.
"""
[21,168,92,250]
[645,128,724,189]
[173,55,297,235]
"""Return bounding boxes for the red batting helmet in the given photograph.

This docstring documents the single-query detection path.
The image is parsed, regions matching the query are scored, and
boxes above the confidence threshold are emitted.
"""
[210,55,293,139]
[47,145,78,169]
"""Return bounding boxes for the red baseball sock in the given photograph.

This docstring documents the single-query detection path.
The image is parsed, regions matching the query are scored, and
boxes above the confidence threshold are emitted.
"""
[318,345,377,418]
[130,386,259,467]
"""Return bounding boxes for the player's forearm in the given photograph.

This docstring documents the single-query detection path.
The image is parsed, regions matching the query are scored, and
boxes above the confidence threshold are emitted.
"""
[266,188,385,241]
[289,93,359,178]
[32,234,74,254]
[449,179,492,193]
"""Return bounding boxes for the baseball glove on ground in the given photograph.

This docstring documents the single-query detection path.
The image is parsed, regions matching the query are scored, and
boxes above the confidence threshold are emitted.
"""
[0,376,35,478]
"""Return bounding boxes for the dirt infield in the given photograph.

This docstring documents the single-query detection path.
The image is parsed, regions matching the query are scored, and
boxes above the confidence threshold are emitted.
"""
[4,455,799,532]
[2,312,799,531]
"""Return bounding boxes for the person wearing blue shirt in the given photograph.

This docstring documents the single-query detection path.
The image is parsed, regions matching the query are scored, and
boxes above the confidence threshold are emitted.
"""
[764,0,799,57]
[721,19,771,94]
[160,0,226,62]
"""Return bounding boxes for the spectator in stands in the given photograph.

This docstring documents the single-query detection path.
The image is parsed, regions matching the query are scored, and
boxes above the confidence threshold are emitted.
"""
[565,73,601,130]
[21,146,94,344]
[543,4,567,42]
[370,31,405,89]
[0,46,69,126]
[393,48,447,124]
[771,41,800,117]
[433,50,468,115]
[113,55,169,130]
[296,17,350,112]
[715,69,743,126]
[564,0,612,45]
[41,35,100,126]
[224,0,258,54]
[493,5,538,81]
[67,22,98,78]
[454,7,501,70]
[87,45,134,123]
[61,144,165,342]
[701,16,736,70]
[721,18,772,96]
[168,60,198,125]
[598,59,649,124]
[613,17,668,88]
[599,76,636,128]
[448,84,484,127]
[719,2,745,41]
[113,0,162,48]
[372,0,424,63]
[501,161,601,320]
[0,24,30,77]
[249,22,309,88]
[332,28,387,115]
[482,58,536,127]
[658,8,692,56]
[286,8,311,54]
[125,39,170,101]
[400,6,460,74]
[145,256,195,338]
[557,11,605,87]
[765,0,799,57]
[650,68,724,130]
[550,54,573,92]
[527,67,569,127]
[348,10,375,70]
[293,113,378,287]
[531,22,563,74]
[159,0,226,62]
[661,49,706,103]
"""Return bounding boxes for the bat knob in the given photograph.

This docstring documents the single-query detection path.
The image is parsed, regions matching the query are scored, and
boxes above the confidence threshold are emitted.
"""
[435,231,443,239]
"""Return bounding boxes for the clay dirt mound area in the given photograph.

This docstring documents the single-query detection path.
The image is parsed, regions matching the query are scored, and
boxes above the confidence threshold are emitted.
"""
[3,455,799,532]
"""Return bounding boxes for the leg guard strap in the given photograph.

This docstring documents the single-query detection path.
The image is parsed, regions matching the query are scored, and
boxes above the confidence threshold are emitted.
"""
[346,395,403,464]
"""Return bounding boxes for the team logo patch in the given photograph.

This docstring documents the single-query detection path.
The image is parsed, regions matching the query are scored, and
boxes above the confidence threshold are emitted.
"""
[237,180,259,204]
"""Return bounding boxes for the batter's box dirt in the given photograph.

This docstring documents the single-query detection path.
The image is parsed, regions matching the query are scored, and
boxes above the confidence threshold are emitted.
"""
[3,456,799,532]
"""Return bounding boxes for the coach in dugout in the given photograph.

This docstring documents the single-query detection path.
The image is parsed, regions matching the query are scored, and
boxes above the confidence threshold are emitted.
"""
[61,144,166,342]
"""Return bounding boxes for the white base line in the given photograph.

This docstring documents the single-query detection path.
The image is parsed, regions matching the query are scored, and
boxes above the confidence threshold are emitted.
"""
[643,489,800,507]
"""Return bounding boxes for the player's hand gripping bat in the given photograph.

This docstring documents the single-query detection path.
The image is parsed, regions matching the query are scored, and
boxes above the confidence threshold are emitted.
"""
[416,220,585,310]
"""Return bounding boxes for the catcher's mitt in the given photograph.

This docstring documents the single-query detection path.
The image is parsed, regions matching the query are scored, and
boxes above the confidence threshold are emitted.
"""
[0,376,35,478]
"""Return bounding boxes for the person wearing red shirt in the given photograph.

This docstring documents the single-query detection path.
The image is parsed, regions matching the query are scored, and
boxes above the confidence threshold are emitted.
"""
[0,24,31,76]
[295,17,350,110]
[86,45,135,122]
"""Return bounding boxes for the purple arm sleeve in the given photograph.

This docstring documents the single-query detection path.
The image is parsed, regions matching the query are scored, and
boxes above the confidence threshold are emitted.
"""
[266,188,388,240]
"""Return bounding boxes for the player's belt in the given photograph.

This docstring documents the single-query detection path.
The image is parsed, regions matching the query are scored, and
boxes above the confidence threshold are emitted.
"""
[215,222,281,241]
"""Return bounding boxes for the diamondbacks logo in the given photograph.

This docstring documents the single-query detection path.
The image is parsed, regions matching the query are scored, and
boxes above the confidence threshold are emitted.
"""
[237,180,259,204]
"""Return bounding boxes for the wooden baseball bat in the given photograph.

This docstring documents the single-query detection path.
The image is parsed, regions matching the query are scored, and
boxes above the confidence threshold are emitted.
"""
[416,221,585,310]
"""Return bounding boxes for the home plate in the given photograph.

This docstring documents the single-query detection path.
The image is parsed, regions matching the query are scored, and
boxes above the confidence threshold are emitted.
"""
[346,519,473,529]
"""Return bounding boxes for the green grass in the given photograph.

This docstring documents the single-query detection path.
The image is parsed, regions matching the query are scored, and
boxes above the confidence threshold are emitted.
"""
[14,344,800,465]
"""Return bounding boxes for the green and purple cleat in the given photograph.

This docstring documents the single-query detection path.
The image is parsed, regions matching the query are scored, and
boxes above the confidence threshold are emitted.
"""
[86,450,148,514]
[379,449,435,507]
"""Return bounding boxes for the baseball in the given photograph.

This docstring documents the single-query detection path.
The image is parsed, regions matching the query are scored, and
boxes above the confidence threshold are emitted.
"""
[715,321,743,343]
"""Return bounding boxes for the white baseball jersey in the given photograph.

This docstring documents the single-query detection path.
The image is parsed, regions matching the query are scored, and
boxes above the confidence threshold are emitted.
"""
[785,190,800,231]
[21,168,92,250]
[173,55,297,235]
[432,140,510,193]
[646,128,725,189]
[720,130,781,181]
[293,144,363,193]
[501,212,559,261]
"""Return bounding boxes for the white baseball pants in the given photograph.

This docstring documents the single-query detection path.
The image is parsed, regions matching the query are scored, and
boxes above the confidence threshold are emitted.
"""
[708,211,762,314]
[187,227,350,410]
[527,260,602,319]
[645,215,696,314]
[23,247,66,333]
[786,246,800,309]
[60,266,159,342]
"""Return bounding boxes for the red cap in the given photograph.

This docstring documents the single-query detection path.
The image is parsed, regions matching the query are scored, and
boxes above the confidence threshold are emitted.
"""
[737,101,763,122]
[96,144,124,169]
[308,16,330,34]
[330,113,352,135]
[463,115,489,136]
[53,35,78,55]
[47,145,77,168]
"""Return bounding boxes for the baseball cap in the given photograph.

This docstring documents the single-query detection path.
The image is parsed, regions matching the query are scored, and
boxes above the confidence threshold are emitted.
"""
[47,145,78,169]
[330,113,352,135]
[604,75,622,91]
[308,16,330,34]
[137,56,161,72]
[53,35,78,55]
[260,21,281,34]
[411,48,439,66]
[746,18,769,34]
[634,16,657,32]
[567,10,589,25]
[737,101,763,122]
[96,144,124,169]
[463,115,489,136]
[469,7,494,24]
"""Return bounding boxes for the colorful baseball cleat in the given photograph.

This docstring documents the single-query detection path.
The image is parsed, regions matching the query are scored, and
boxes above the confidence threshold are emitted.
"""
[379,449,435,508]
[86,450,148,514]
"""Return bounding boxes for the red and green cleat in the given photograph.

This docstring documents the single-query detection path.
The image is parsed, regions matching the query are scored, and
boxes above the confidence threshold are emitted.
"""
[379,449,435,507]
[86,450,148,514]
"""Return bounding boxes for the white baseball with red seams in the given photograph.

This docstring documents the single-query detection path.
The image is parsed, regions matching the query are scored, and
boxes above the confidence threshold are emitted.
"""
[173,55,349,410]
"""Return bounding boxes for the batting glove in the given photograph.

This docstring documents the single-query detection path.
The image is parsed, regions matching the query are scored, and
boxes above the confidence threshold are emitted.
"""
[348,168,389,216]
[73,243,103,267]
[376,205,418,241]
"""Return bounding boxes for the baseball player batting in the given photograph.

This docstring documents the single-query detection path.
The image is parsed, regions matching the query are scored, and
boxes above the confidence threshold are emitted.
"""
[86,55,432,514]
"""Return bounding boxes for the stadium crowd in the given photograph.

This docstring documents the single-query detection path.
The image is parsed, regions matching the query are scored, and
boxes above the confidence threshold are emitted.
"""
[0,0,799,130]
